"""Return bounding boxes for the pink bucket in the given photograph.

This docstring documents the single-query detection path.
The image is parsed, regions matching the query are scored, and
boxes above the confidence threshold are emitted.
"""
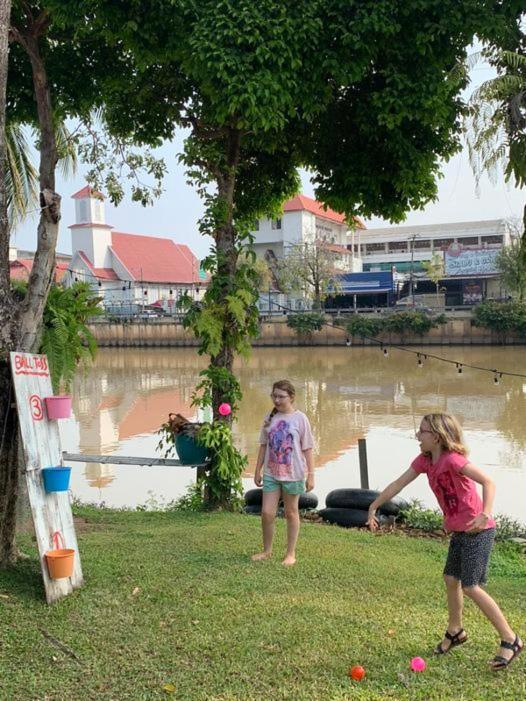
[44,396,72,420]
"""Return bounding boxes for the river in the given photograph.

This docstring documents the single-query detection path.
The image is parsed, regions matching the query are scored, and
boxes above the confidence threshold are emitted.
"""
[62,346,526,522]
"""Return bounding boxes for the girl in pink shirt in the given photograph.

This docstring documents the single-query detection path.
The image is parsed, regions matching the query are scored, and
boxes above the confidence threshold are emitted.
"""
[367,412,522,671]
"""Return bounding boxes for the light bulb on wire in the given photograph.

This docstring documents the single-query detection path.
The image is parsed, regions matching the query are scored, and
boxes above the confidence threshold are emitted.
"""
[494,372,502,385]
[417,354,423,368]
[383,347,389,358]
[457,364,463,375]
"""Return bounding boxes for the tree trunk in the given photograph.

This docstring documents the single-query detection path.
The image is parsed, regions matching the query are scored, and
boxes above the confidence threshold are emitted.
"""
[0,20,60,566]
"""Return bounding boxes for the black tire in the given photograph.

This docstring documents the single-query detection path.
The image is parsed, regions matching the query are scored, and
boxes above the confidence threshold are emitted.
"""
[244,489,318,510]
[299,492,318,510]
[244,488,263,506]
[244,504,261,515]
[325,488,407,516]
[318,507,389,528]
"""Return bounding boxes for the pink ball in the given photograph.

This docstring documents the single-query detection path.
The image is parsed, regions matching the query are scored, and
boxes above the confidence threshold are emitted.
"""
[218,403,232,416]
[410,657,426,672]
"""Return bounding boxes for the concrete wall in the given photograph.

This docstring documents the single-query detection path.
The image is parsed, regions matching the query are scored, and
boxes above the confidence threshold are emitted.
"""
[88,315,525,347]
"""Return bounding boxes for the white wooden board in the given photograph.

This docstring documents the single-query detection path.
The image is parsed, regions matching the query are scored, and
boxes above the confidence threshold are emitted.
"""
[10,352,83,604]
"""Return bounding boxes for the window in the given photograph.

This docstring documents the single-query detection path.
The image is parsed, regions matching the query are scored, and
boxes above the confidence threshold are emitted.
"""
[432,238,455,249]
[460,236,479,246]
[271,218,282,230]
[413,239,431,249]
[388,241,408,252]
[481,235,503,245]
[365,242,386,254]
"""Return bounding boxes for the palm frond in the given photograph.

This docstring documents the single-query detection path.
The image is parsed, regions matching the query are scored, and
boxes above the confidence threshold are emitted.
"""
[6,123,38,228]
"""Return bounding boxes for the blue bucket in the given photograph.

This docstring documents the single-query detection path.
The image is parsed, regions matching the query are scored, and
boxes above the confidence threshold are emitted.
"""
[42,466,72,493]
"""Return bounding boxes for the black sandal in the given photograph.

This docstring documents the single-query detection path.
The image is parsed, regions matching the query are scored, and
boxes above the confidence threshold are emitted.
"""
[490,635,523,671]
[434,628,468,655]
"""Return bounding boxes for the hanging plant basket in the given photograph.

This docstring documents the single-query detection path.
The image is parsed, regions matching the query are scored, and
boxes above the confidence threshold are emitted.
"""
[44,532,75,580]
[44,395,72,420]
[163,413,209,465]
[41,466,72,493]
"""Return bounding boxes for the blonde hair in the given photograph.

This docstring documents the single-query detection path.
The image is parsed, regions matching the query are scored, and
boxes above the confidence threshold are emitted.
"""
[269,380,296,419]
[423,413,468,456]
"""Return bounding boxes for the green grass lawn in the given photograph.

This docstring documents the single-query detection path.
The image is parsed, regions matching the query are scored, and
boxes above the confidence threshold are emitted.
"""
[1,509,525,701]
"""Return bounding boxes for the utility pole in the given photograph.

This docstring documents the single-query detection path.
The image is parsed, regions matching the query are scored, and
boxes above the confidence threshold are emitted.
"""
[408,234,419,305]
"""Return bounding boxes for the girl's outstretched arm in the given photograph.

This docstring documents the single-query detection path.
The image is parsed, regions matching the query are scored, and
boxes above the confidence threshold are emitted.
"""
[367,467,419,530]
[461,462,495,532]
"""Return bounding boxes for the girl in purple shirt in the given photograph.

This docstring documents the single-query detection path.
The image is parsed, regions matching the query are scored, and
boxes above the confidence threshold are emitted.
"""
[367,413,522,671]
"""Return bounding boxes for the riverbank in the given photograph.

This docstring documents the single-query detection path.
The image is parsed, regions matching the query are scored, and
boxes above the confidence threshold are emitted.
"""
[87,313,526,347]
[1,508,525,700]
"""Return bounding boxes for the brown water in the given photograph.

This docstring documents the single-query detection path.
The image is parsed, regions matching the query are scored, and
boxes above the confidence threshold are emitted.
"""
[62,346,526,521]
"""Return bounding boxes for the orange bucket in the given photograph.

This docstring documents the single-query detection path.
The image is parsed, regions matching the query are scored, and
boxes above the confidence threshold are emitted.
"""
[44,532,75,580]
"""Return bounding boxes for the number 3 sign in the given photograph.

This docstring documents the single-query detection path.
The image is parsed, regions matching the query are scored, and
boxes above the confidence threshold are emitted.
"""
[29,394,44,421]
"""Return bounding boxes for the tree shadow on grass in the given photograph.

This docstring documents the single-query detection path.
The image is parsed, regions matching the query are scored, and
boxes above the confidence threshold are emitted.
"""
[0,558,45,603]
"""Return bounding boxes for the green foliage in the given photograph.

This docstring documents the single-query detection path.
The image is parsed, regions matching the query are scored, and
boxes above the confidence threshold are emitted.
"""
[167,480,207,512]
[383,311,446,337]
[422,253,445,296]
[472,300,526,338]
[495,239,526,302]
[275,243,342,309]
[40,283,103,392]
[286,312,325,337]
[196,422,245,509]
[398,500,444,531]
[345,315,383,339]
[494,513,526,542]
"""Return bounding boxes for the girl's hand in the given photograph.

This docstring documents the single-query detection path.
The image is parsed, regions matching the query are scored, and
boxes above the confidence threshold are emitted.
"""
[366,510,379,531]
[467,512,489,533]
[254,470,263,487]
[305,474,314,492]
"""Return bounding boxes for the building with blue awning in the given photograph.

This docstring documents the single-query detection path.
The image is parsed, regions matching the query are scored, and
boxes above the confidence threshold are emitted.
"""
[327,271,395,308]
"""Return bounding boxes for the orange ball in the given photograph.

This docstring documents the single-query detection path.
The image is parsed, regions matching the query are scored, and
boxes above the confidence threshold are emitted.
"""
[348,665,366,681]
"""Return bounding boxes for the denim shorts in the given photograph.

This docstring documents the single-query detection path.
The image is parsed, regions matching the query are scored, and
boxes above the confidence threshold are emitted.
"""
[263,473,305,495]
[444,527,495,588]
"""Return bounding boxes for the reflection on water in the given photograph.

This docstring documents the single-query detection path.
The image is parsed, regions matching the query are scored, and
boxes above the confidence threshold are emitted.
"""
[62,346,526,520]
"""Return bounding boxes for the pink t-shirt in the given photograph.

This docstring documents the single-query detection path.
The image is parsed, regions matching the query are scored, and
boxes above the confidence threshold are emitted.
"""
[411,451,496,532]
[259,410,314,481]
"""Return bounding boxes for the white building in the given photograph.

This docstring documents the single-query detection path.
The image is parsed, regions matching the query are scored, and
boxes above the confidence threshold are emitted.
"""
[358,219,512,304]
[66,186,204,313]
[252,194,365,273]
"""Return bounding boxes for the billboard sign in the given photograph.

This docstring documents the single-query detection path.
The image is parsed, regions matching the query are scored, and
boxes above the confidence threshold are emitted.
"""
[444,247,500,276]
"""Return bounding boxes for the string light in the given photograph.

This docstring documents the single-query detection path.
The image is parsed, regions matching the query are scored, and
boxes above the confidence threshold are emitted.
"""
[345,337,352,347]
[417,353,423,368]
[264,300,526,383]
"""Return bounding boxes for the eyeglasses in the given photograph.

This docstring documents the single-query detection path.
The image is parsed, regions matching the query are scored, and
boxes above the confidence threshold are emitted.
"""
[271,393,290,400]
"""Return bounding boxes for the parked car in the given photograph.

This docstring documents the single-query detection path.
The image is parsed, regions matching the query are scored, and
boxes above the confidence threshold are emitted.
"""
[390,297,433,313]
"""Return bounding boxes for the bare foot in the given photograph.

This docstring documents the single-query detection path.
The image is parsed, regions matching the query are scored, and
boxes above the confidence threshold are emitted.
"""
[281,555,296,566]
[251,551,272,562]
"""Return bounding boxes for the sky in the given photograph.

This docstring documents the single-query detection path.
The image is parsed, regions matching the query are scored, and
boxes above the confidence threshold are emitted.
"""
[12,62,525,260]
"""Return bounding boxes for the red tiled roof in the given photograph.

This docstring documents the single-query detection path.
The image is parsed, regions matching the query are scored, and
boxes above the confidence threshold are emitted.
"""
[71,185,104,200]
[110,232,200,284]
[10,259,67,283]
[317,241,350,254]
[283,194,366,229]
[77,251,120,280]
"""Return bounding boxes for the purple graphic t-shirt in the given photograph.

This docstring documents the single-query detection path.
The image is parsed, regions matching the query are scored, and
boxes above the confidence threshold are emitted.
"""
[411,450,496,532]
[259,410,314,481]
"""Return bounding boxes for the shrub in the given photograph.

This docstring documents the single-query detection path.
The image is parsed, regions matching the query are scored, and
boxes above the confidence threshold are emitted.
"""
[345,315,383,339]
[472,301,526,339]
[398,500,444,531]
[383,311,446,337]
[286,312,325,336]
[494,513,526,541]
